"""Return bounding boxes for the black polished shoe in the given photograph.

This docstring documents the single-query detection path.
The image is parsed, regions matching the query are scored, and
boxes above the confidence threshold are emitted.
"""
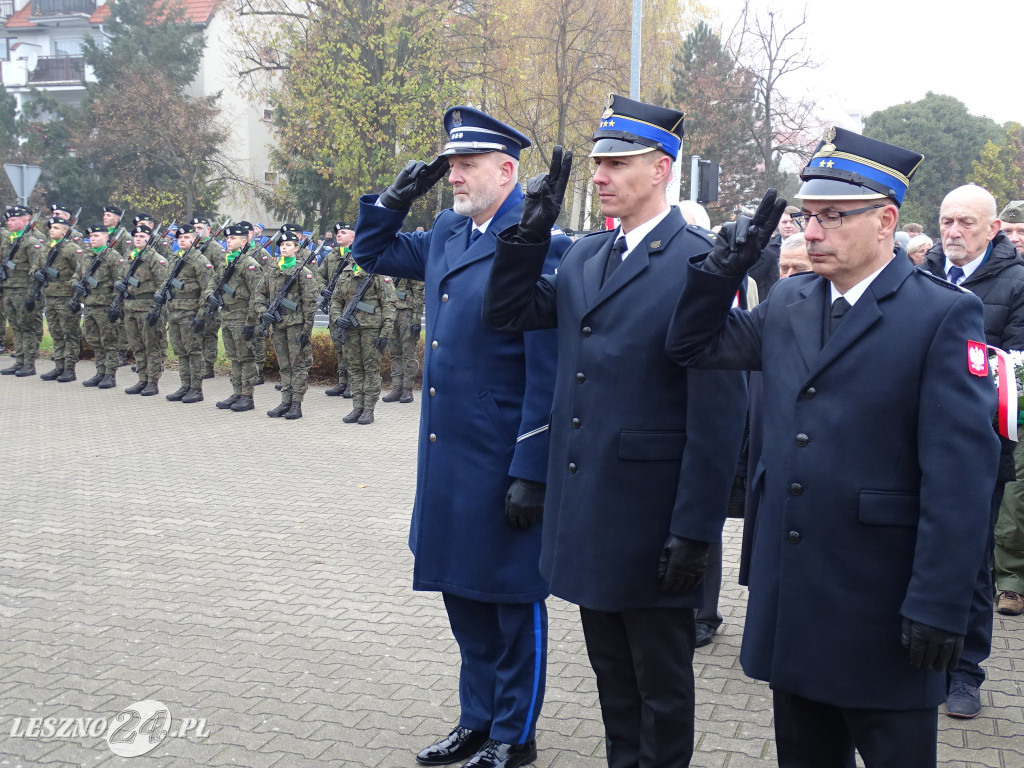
[416,726,490,766]
[181,389,204,404]
[463,739,536,768]
[166,385,190,401]
[216,394,241,409]
[342,407,363,423]
[695,622,716,648]
[267,401,290,418]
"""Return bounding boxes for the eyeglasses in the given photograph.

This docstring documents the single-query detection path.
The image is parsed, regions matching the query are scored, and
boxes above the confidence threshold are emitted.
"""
[791,204,885,231]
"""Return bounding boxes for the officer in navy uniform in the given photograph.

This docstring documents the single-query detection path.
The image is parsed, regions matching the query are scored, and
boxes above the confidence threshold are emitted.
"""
[483,95,749,768]
[665,128,1001,768]
[352,106,571,768]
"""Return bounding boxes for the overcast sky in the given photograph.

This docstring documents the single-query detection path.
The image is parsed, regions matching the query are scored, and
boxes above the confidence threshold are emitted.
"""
[710,0,1022,127]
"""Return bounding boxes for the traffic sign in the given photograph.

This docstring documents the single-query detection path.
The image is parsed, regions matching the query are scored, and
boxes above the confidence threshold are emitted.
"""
[4,163,42,206]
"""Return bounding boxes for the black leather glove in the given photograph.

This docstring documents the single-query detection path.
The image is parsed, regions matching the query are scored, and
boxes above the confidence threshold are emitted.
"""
[72,282,87,297]
[378,156,449,210]
[410,323,421,335]
[335,315,355,331]
[115,280,129,295]
[241,324,255,341]
[206,294,223,313]
[24,296,36,312]
[32,269,46,284]
[505,478,545,531]
[191,316,206,333]
[262,309,282,326]
[704,188,787,277]
[373,335,389,352]
[901,618,964,672]
[515,145,573,244]
[298,332,310,348]
[658,535,710,595]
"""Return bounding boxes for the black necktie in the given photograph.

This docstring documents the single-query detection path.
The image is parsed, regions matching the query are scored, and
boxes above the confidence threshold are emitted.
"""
[603,236,627,285]
[829,297,851,339]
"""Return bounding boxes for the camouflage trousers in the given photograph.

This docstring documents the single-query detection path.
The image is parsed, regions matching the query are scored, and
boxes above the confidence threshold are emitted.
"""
[82,306,120,375]
[167,309,205,389]
[329,306,348,385]
[0,288,7,347]
[117,318,129,354]
[388,308,420,390]
[222,320,256,396]
[46,299,82,367]
[344,327,384,410]
[202,314,220,372]
[124,311,166,384]
[254,327,268,370]
[2,290,43,365]
[272,324,312,403]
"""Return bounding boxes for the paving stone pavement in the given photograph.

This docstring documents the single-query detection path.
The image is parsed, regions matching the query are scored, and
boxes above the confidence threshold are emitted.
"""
[1,360,1022,768]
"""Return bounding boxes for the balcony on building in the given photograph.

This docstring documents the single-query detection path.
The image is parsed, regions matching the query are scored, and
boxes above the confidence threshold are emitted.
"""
[28,54,85,83]
[30,0,96,21]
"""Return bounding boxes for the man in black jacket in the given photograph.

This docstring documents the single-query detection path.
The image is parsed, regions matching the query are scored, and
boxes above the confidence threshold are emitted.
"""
[921,183,1024,718]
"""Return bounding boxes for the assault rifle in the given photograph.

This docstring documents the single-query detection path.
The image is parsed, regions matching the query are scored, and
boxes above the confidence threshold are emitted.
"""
[0,212,43,289]
[25,207,82,311]
[205,229,284,319]
[331,263,376,345]
[67,228,128,309]
[146,219,229,326]
[109,224,165,323]
[318,248,351,314]
[256,240,321,339]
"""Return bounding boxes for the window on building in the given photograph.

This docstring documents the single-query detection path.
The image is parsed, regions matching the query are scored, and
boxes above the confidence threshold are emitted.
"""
[0,38,9,61]
[263,108,273,122]
[53,38,83,57]
[264,172,278,183]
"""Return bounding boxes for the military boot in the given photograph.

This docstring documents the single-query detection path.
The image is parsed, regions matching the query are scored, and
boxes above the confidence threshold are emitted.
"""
[125,380,147,395]
[140,382,160,396]
[357,408,375,425]
[231,394,254,412]
[15,363,36,377]
[267,400,290,418]
[254,374,265,385]
[1,362,20,375]
[98,374,117,389]
[82,372,104,387]
[204,365,215,380]
[118,352,129,367]
[284,402,303,420]
[40,364,64,381]
[181,389,204,404]
[216,394,241,409]
[399,388,414,403]
[325,383,346,396]
[381,386,402,402]
[341,384,353,398]
[166,385,190,401]
[342,407,363,423]
[56,365,76,382]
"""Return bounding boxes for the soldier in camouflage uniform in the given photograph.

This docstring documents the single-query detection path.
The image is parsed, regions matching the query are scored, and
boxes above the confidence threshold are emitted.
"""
[335,261,396,425]
[257,230,317,420]
[161,224,216,403]
[36,216,85,382]
[0,206,45,376]
[241,221,274,383]
[74,226,123,389]
[381,275,424,403]
[0,215,8,354]
[193,217,224,380]
[118,224,171,395]
[213,224,264,412]
[103,206,133,365]
[316,222,354,397]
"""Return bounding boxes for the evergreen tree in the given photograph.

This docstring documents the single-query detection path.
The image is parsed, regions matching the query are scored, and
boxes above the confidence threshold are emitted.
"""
[970,123,1024,210]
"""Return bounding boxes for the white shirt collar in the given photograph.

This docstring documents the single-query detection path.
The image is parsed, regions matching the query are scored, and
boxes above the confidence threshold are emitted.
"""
[944,250,985,282]
[615,207,672,260]
[473,217,493,236]
[830,258,891,306]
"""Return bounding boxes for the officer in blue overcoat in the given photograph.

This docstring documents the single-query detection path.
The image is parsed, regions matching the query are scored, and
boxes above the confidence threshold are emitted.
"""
[483,95,749,768]
[351,107,571,768]
[666,129,1001,767]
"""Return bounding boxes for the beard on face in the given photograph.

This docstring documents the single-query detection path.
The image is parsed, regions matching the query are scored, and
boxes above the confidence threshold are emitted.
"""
[452,180,501,219]
[943,237,968,260]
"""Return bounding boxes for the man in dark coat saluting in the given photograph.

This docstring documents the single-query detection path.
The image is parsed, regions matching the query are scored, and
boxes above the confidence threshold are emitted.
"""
[352,106,570,768]
[666,127,1000,768]
[483,95,749,768]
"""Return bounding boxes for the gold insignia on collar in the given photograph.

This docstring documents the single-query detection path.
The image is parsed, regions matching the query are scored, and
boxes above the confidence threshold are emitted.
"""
[650,240,661,249]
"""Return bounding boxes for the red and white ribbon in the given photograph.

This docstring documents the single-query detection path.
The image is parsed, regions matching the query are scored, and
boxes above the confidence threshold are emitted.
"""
[989,345,1018,441]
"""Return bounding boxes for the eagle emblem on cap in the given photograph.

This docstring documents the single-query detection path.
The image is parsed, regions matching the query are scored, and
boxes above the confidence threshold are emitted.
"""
[452,110,462,127]
[820,126,837,155]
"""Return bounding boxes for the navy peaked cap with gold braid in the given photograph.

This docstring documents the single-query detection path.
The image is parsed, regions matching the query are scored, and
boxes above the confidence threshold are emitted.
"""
[440,106,531,160]
[590,94,684,160]
[798,126,924,206]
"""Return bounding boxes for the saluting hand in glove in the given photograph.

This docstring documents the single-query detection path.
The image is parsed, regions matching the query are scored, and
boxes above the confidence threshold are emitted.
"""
[704,188,787,277]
